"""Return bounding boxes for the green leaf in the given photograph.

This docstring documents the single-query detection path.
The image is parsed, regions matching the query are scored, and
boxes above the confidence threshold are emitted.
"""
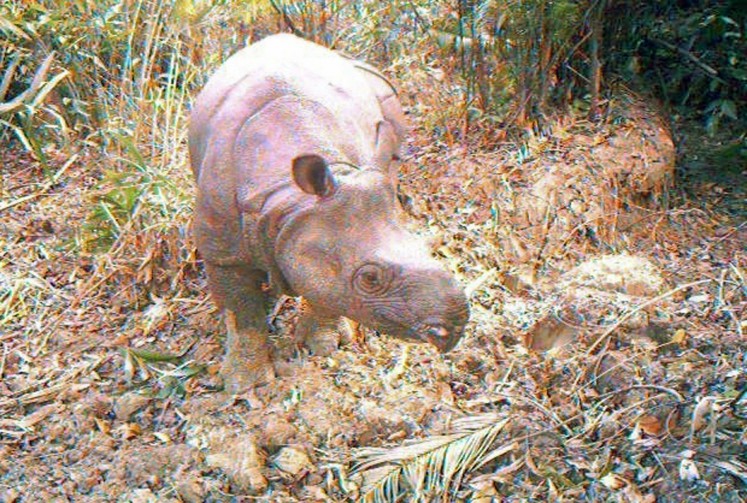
[720,100,738,121]
[129,347,182,363]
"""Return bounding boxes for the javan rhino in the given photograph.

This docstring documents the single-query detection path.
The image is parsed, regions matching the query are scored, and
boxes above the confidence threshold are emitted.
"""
[189,34,468,391]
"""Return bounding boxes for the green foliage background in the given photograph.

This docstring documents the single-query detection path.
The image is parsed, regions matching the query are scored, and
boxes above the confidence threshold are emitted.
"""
[1,0,744,250]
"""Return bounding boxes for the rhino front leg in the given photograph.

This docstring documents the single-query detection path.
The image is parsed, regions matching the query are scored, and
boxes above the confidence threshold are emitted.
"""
[204,262,276,392]
[295,299,343,357]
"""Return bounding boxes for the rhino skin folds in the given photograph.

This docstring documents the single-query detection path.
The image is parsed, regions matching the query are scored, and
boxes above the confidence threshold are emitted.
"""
[189,34,468,391]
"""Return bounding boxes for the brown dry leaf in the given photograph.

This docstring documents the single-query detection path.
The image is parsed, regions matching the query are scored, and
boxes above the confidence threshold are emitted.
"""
[434,381,455,406]
[2,488,19,503]
[600,472,628,490]
[114,391,151,421]
[525,312,579,351]
[679,458,699,481]
[468,479,497,502]
[469,456,523,484]
[123,349,137,382]
[93,417,110,434]
[120,422,142,440]
[525,450,541,477]
[666,407,682,432]
[154,431,172,444]
[622,483,656,503]
[19,403,64,429]
[637,414,663,436]
[691,396,716,433]
[671,328,687,345]
[546,477,560,500]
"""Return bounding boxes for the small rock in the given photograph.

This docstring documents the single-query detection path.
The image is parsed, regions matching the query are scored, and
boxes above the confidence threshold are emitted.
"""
[263,415,298,449]
[558,254,665,296]
[302,485,330,501]
[125,488,158,503]
[273,446,312,477]
[176,477,205,503]
[203,430,267,493]
[114,391,151,421]
[3,488,18,503]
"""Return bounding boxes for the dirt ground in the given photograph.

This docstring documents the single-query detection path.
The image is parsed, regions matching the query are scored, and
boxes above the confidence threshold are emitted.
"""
[1,96,745,501]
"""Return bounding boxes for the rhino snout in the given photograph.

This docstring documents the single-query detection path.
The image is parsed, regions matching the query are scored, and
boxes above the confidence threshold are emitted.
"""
[400,269,469,353]
[424,325,457,353]
[415,308,468,353]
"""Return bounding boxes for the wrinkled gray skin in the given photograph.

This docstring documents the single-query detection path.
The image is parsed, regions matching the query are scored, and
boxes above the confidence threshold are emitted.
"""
[189,34,469,391]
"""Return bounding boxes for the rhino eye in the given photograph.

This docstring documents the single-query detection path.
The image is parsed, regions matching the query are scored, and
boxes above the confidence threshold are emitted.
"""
[353,263,392,295]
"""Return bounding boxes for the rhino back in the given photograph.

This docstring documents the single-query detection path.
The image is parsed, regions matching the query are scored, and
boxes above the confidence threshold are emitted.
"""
[189,34,393,271]
[189,34,385,180]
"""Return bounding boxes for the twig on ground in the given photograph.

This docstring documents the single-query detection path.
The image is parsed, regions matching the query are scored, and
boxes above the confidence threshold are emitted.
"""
[586,279,712,355]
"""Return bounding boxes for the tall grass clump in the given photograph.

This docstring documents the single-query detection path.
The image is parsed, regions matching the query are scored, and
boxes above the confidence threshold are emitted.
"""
[1,1,242,255]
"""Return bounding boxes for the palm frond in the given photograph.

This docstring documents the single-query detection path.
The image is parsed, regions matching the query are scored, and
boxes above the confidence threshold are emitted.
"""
[352,415,511,502]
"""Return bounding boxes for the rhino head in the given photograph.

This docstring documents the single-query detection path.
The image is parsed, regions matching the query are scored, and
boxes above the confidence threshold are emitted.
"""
[275,153,469,353]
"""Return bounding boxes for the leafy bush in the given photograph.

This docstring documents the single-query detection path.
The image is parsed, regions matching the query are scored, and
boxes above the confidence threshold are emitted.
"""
[607,0,746,135]
[1,0,743,254]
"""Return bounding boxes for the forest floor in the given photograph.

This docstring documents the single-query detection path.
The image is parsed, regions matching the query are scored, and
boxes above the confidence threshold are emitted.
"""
[0,100,745,502]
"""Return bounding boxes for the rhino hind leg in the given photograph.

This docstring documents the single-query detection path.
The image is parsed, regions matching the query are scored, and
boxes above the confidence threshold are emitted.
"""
[204,262,276,392]
[295,299,343,357]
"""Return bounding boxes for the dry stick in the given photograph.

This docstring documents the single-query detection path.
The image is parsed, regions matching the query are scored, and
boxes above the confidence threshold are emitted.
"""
[650,38,724,82]
[0,53,21,102]
[572,337,689,398]
[0,53,56,115]
[713,220,746,243]
[0,343,7,381]
[34,172,152,349]
[601,384,685,403]
[586,393,673,445]
[585,279,713,355]
[36,269,117,352]
[0,152,79,214]
[494,392,574,436]
[716,268,742,338]
[0,355,108,413]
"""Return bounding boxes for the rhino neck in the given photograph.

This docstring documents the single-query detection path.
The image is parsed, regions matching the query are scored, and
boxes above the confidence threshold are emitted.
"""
[232,94,378,294]
[238,163,363,296]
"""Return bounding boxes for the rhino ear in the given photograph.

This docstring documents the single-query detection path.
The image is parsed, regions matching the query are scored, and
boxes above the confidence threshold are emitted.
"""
[375,120,401,164]
[292,154,338,198]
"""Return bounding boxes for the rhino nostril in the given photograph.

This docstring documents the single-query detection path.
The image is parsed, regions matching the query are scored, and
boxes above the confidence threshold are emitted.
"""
[423,324,459,353]
[427,326,449,340]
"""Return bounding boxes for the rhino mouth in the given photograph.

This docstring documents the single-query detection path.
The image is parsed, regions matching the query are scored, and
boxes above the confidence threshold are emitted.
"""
[398,321,463,353]
[415,324,462,353]
[370,309,464,353]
